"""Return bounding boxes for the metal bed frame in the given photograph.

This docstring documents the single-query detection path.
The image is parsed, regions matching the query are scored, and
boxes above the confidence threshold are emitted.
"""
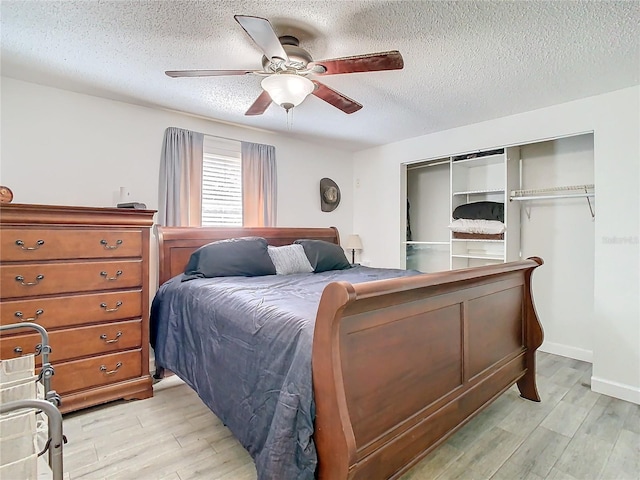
[0,322,64,480]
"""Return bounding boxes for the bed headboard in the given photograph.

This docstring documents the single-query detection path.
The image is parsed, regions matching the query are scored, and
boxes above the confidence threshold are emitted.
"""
[156,226,340,286]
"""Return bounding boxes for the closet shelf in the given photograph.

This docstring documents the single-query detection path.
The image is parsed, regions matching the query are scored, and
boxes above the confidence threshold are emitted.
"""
[510,184,595,218]
[510,192,594,201]
[452,189,503,196]
[510,184,594,200]
[405,241,450,245]
[451,253,504,260]
[452,154,504,167]
[451,238,504,243]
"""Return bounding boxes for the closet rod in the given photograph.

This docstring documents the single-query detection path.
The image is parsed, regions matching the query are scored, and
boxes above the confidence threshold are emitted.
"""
[510,184,594,198]
[510,192,594,201]
[510,184,595,219]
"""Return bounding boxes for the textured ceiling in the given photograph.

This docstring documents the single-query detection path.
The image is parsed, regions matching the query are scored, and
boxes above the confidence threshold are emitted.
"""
[1,1,639,152]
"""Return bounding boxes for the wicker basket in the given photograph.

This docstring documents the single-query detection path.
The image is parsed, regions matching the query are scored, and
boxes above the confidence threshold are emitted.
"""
[452,232,504,240]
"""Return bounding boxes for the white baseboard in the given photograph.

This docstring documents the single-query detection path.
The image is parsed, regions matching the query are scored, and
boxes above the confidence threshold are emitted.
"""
[591,376,640,405]
[538,342,639,405]
[539,341,593,363]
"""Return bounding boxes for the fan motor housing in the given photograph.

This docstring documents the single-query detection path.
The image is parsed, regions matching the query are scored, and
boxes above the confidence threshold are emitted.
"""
[262,36,313,72]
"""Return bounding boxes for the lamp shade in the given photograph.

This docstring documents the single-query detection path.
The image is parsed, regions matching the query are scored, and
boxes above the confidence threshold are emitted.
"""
[346,234,363,250]
[261,74,315,111]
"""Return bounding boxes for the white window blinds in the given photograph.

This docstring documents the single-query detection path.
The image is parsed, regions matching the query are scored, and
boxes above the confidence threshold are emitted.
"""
[201,136,243,226]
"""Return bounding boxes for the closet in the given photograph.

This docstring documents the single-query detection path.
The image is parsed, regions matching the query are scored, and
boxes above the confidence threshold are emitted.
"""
[405,158,450,273]
[405,147,520,272]
[403,133,595,361]
[450,147,520,269]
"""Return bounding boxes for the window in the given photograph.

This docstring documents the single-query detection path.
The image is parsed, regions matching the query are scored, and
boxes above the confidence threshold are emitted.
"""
[201,136,242,226]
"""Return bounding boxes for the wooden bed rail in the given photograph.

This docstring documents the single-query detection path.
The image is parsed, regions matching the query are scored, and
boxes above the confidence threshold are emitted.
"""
[312,258,544,480]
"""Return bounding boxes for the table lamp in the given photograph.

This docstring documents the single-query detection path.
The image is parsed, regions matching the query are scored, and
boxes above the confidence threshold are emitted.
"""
[346,234,363,265]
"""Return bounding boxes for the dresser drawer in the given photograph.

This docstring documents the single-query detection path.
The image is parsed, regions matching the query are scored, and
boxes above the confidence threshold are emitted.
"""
[0,228,143,261]
[0,290,142,331]
[51,349,142,395]
[0,319,142,364]
[0,260,142,299]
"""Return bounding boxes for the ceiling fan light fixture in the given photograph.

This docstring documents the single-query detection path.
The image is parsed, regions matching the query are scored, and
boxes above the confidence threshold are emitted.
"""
[261,74,314,111]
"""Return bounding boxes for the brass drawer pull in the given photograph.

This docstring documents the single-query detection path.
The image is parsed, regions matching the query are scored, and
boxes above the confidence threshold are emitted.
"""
[100,301,123,312]
[15,239,45,250]
[100,362,123,375]
[100,270,122,281]
[15,274,44,286]
[14,309,44,322]
[100,331,123,344]
[10,345,41,356]
[100,239,123,250]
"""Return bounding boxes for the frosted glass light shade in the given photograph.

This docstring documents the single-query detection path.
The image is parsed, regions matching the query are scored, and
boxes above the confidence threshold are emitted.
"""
[261,74,314,111]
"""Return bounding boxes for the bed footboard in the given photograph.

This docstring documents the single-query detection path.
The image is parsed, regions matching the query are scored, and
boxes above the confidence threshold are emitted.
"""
[312,258,543,480]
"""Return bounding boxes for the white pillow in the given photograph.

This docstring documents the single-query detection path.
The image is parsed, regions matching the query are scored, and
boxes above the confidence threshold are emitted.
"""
[267,244,314,275]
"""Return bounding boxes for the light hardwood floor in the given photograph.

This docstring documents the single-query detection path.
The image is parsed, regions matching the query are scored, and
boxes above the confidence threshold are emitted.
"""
[61,352,639,480]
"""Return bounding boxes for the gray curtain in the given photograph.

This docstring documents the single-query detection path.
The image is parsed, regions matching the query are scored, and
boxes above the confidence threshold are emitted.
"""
[158,127,204,226]
[241,141,277,227]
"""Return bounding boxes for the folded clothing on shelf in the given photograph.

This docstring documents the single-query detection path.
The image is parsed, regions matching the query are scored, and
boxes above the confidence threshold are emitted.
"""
[448,218,506,235]
[452,201,504,222]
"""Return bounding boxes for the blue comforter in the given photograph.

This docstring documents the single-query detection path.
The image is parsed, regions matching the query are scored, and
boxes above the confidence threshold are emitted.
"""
[150,266,421,479]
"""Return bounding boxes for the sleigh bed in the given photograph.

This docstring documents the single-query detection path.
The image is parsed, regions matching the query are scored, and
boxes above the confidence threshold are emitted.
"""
[151,226,543,480]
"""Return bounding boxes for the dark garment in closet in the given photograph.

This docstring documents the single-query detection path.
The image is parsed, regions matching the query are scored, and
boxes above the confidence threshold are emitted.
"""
[452,201,504,222]
[407,199,413,242]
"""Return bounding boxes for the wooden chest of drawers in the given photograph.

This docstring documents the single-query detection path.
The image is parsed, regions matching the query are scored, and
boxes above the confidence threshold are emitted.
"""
[0,203,155,413]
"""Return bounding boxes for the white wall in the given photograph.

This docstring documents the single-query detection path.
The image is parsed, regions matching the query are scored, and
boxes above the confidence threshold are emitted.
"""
[353,86,640,404]
[1,77,355,290]
[520,135,595,362]
[1,77,354,233]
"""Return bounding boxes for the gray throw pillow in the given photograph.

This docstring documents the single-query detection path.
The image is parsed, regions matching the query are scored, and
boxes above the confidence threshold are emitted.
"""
[183,237,276,280]
[294,239,351,273]
[267,244,314,275]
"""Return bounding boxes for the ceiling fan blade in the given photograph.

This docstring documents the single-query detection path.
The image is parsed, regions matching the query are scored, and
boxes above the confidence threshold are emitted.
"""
[311,50,404,75]
[234,15,288,63]
[311,81,362,114]
[245,90,273,116]
[166,69,255,78]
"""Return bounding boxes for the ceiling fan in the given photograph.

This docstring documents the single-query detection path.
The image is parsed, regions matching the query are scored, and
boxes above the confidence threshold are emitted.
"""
[165,15,404,116]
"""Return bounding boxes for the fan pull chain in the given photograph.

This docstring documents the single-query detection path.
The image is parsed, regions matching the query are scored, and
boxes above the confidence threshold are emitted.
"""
[286,107,294,130]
